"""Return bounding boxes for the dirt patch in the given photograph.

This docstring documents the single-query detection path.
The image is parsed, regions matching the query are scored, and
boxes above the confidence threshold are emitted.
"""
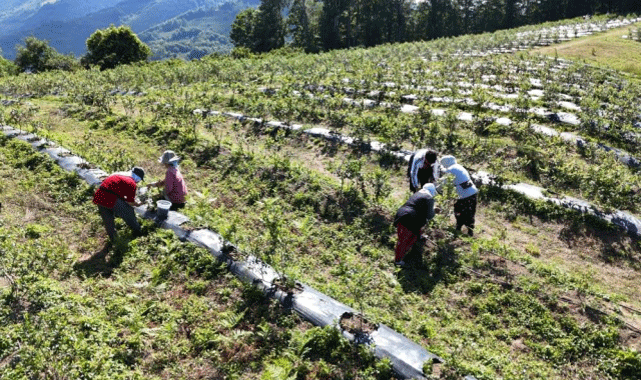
[77,162,95,169]
[0,277,9,289]
[73,242,115,278]
[476,209,641,307]
[471,216,641,351]
[339,311,378,335]
[271,277,304,295]
[510,338,530,354]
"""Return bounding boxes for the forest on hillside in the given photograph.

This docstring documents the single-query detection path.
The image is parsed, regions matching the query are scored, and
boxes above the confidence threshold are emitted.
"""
[232,0,641,54]
[1,0,641,65]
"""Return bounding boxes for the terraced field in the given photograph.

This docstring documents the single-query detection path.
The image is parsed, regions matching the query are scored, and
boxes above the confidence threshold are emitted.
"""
[1,14,641,380]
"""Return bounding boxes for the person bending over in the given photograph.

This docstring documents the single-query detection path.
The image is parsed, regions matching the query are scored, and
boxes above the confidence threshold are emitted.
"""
[393,183,437,267]
[440,155,478,236]
[93,167,145,241]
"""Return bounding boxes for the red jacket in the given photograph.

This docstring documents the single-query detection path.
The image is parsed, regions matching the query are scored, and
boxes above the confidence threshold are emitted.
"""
[93,174,137,209]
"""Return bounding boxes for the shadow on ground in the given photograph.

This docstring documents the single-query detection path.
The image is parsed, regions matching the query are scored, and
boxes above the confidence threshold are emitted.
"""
[559,220,641,269]
[72,239,131,278]
[396,231,463,294]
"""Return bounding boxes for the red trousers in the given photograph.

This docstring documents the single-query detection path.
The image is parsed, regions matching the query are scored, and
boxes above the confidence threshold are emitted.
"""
[395,224,420,262]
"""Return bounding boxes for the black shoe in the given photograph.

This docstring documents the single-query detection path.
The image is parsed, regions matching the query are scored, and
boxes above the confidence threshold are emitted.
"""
[467,228,474,237]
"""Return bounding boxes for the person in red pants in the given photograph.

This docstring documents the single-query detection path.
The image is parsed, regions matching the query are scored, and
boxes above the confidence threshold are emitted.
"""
[93,167,145,241]
[393,183,437,267]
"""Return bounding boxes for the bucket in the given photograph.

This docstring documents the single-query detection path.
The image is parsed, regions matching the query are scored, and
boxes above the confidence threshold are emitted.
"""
[156,200,171,219]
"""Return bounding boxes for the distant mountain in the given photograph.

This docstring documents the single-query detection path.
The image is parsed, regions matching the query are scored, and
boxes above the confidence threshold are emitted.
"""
[140,1,259,60]
[0,0,259,61]
[0,0,121,36]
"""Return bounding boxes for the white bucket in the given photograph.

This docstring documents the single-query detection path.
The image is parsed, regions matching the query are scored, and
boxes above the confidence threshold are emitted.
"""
[156,200,171,218]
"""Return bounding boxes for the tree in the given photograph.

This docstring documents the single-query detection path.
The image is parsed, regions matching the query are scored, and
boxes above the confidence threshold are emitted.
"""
[230,0,287,53]
[254,0,287,52]
[14,37,64,73]
[503,0,518,29]
[230,8,259,50]
[82,25,151,70]
[474,0,505,33]
[0,49,18,77]
[288,0,319,52]
[320,0,349,50]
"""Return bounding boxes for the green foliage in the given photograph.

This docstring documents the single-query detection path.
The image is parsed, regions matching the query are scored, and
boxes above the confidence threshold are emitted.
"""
[299,325,355,362]
[601,349,641,379]
[3,15,641,379]
[24,223,50,239]
[0,53,17,77]
[254,0,286,53]
[82,25,151,70]
[230,0,286,53]
[14,37,79,73]
[230,8,260,50]
[287,0,320,53]
[231,46,255,59]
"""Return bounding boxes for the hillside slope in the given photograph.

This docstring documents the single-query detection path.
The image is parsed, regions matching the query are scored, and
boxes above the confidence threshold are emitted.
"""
[1,16,641,379]
[0,0,120,35]
[0,0,255,60]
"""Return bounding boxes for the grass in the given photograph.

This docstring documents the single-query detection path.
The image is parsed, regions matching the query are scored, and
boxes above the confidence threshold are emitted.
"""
[5,98,641,378]
[2,17,641,379]
[0,136,395,380]
[532,21,641,77]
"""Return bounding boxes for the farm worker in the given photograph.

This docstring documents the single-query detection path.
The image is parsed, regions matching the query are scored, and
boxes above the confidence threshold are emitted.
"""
[93,167,145,241]
[439,155,478,236]
[408,149,440,193]
[148,150,188,211]
[393,183,437,267]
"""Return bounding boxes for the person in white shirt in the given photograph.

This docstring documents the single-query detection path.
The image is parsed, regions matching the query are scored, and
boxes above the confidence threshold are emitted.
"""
[440,155,478,236]
[407,149,440,193]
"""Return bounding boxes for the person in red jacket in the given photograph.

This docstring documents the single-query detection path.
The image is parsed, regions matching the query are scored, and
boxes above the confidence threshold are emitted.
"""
[93,167,145,241]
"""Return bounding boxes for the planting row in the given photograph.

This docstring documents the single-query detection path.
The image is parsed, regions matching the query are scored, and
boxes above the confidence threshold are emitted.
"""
[0,124,446,380]
[174,100,641,239]
[3,90,640,379]
[0,132,413,380]
[3,64,640,217]
[404,16,641,58]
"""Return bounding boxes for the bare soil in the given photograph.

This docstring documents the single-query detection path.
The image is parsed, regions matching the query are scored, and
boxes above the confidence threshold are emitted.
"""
[339,311,378,335]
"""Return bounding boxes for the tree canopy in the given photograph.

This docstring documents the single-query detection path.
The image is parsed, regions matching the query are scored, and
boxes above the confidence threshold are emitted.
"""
[14,37,78,73]
[230,0,287,53]
[82,25,151,70]
[0,49,17,77]
[230,8,260,50]
[232,0,641,55]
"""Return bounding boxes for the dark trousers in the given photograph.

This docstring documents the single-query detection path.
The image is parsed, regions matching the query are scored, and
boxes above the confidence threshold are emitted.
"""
[170,202,185,211]
[454,194,477,231]
[98,198,141,240]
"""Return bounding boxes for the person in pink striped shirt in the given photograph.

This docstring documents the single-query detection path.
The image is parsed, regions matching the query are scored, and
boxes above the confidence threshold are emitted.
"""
[149,150,188,211]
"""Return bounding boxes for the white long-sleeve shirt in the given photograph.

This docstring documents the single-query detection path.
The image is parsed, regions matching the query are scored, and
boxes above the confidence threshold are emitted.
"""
[442,163,478,199]
[409,149,440,191]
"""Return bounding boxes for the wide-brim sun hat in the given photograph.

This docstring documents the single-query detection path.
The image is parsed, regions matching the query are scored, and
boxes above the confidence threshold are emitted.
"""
[422,183,437,197]
[440,155,456,169]
[159,150,180,164]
